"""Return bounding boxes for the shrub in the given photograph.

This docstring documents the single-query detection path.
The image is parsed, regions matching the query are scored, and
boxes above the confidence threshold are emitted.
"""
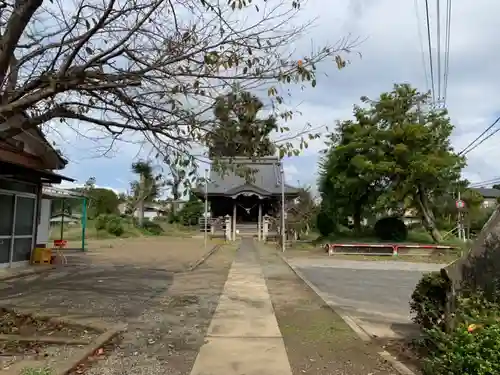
[167,211,179,224]
[105,216,125,236]
[141,220,164,236]
[421,294,500,375]
[374,216,407,241]
[94,214,109,231]
[316,211,335,237]
[410,271,450,330]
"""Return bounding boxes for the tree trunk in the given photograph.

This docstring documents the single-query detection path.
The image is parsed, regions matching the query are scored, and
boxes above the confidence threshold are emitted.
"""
[353,202,362,232]
[171,183,180,215]
[137,174,145,227]
[416,187,442,243]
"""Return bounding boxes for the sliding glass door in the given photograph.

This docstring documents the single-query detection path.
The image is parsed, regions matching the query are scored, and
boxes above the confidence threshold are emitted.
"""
[0,194,14,265]
[13,196,36,262]
[0,190,37,267]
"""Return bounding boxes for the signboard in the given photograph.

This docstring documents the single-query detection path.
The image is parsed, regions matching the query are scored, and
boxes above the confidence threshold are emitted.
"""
[456,200,466,209]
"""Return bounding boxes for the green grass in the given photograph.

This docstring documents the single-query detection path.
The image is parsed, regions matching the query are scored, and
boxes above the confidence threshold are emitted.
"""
[20,368,52,375]
[49,219,198,241]
[315,227,469,248]
[286,227,469,260]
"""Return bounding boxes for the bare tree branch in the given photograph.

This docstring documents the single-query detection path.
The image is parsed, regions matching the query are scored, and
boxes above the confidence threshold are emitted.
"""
[0,0,359,161]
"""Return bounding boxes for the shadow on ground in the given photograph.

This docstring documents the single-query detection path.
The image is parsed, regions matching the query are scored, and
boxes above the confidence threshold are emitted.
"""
[0,254,174,322]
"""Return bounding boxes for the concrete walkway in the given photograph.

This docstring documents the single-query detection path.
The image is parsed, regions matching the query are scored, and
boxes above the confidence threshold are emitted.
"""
[190,239,292,375]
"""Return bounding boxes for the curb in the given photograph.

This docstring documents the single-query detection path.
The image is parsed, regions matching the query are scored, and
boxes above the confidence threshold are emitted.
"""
[277,252,417,375]
[187,244,222,272]
[0,265,56,282]
[54,323,127,375]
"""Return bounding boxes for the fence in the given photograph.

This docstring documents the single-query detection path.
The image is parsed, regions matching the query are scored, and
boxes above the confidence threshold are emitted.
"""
[324,243,458,256]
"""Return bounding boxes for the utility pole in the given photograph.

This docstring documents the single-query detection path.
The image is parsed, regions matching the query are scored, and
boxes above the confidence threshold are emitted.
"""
[457,191,462,241]
[204,169,208,250]
[280,163,285,253]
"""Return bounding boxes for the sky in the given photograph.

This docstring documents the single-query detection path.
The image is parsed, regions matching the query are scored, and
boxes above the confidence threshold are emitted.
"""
[54,0,500,196]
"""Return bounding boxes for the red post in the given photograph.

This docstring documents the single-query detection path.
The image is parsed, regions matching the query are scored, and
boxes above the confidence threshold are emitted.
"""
[393,245,398,256]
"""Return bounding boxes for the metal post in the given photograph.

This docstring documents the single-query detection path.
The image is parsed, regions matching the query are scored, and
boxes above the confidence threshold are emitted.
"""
[9,196,18,268]
[457,191,462,241]
[204,169,208,249]
[60,199,65,242]
[81,197,87,251]
[280,164,285,252]
[233,203,237,241]
[258,203,262,241]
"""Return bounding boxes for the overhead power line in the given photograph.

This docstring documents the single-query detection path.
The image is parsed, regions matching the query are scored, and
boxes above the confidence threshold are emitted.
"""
[414,0,430,92]
[469,177,500,188]
[416,0,453,108]
[436,0,442,104]
[424,0,436,104]
[458,116,500,156]
[442,0,452,107]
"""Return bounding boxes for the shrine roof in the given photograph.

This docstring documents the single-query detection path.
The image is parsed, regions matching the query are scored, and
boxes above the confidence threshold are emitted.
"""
[194,156,300,198]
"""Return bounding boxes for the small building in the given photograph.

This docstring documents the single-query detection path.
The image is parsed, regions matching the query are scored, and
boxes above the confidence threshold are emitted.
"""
[118,202,169,220]
[471,188,500,208]
[49,213,82,226]
[192,156,300,239]
[0,115,73,268]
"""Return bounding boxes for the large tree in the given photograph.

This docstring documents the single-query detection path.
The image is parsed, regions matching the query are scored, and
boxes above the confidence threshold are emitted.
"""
[0,0,354,163]
[319,117,387,231]
[285,186,317,238]
[370,85,464,242]
[207,90,277,158]
[130,160,162,226]
[321,84,465,242]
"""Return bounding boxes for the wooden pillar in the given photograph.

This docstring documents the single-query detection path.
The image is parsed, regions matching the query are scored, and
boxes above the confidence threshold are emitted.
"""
[258,202,262,241]
[233,202,237,241]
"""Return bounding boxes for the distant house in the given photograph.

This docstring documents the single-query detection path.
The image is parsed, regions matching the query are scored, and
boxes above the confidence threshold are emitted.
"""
[471,188,500,208]
[118,200,186,219]
[49,213,81,226]
[118,202,168,220]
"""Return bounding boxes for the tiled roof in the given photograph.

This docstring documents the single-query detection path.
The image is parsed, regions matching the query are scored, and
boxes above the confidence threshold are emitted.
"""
[196,157,299,196]
[472,187,500,199]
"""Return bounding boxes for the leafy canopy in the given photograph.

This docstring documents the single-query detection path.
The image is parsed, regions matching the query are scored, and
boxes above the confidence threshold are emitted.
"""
[208,90,277,158]
[319,83,465,241]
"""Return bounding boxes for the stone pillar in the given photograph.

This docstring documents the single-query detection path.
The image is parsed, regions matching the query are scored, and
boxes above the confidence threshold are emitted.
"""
[263,215,269,242]
[224,215,232,241]
[258,203,262,241]
[233,203,237,241]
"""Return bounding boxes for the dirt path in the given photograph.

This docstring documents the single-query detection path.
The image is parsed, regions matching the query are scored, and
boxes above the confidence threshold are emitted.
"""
[81,243,235,375]
[257,244,399,375]
[0,239,236,375]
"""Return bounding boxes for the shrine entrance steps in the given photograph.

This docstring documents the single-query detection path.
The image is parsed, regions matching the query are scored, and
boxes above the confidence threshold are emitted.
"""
[235,222,259,237]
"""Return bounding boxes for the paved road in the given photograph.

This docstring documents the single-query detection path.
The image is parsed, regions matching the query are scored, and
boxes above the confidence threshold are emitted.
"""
[288,258,445,338]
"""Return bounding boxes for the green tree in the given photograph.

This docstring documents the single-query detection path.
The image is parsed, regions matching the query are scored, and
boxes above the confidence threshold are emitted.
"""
[88,188,120,218]
[318,118,387,231]
[178,194,204,226]
[131,161,162,226]
[356,84,464,241]
[320,84,465,242]
[161,154,196,214]
[207,90,277,158]
[286,187,318,238]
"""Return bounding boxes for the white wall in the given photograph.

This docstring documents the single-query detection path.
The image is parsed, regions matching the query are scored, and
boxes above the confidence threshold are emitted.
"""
[36,199,51,245]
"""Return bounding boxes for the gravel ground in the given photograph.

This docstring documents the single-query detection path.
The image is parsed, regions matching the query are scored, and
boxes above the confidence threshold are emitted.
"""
[0,238,235,375]
[257,244,399,375]
[84,243,236,375]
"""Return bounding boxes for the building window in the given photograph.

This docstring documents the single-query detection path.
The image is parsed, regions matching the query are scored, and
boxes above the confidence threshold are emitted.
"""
[0,178,37,194]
